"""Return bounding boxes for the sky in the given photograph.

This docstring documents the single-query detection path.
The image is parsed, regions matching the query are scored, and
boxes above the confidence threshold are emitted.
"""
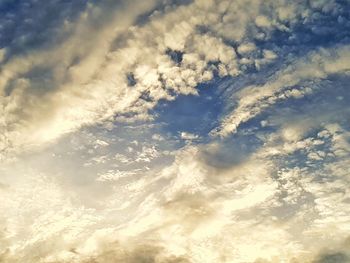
[0,0,350,262]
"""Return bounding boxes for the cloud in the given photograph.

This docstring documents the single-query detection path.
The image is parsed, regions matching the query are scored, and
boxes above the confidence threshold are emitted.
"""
[212,45,350,137]
[315,252,350,263]
[2,0,342,161]
[0,171,102,263]
[311,236,350,263]
[1,0,350,262]
[180,131,199,141]
[1,120,350,262]
[0,0,160,161]
[0,140,280,262]
[96,169,140,182]
[80,243,191,263]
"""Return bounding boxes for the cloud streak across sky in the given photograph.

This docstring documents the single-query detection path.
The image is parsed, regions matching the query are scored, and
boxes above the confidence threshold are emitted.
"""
[0,0,350,262]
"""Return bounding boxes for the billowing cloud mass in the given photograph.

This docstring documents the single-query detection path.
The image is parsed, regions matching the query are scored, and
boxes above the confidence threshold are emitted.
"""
[1,0,350,262]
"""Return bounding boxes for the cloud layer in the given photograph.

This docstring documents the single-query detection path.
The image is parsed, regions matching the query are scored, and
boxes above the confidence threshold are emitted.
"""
[1,0,350,262]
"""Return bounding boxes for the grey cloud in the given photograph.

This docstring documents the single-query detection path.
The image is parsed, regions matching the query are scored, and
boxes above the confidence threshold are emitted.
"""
[1,239,192,263]
[313,238,350,263]
[314,252,350,263]
[81,243,191,263]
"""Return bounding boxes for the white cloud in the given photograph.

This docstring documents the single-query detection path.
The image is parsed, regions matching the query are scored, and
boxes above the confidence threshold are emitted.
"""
[212,45,350,137]
[1,0,334,161]
[180,131,199,141]
[2,121,350,262]
[1,0,350,262]
[237,42,257,54]
[96,169,143,182]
